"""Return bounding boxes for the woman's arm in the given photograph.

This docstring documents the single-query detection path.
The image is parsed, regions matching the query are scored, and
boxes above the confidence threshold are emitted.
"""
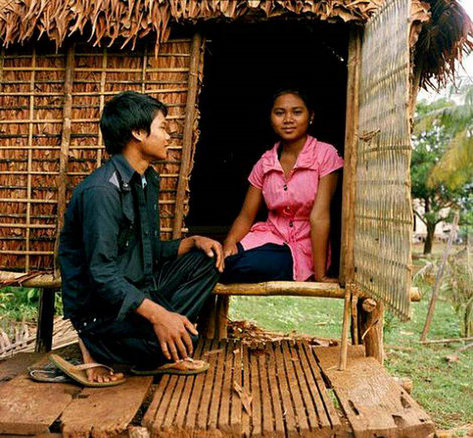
[310,172,339,282]
[223,185,264,257]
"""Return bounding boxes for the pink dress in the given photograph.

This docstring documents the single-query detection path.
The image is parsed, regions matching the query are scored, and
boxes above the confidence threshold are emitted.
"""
[240,135,344,281]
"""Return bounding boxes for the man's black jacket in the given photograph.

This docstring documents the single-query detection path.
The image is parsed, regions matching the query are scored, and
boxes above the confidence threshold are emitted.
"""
[59,154,181,326]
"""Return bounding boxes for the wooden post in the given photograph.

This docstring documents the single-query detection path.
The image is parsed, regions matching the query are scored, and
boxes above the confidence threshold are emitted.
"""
[338,288,351,370]
[359,298,384,364]
[172,33,203,239]
[35,288,56,353]
[339,27,361,287]
[54,43,75,277]
[215,295,229,340]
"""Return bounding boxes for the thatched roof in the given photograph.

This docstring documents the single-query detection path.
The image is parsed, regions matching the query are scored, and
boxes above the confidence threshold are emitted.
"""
[0,0,471,87]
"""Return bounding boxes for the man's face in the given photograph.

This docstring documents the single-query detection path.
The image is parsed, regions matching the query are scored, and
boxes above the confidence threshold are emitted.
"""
[140,111,170,161]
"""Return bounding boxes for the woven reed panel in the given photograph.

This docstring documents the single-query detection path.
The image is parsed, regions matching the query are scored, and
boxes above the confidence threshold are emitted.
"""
[354,0,413,320]
[0,37,202,273]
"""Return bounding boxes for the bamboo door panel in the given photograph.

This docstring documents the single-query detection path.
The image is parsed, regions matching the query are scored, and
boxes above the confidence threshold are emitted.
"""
[353,0,413,320]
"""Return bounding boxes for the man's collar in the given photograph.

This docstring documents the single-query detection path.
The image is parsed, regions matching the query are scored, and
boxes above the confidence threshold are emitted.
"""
[111,154,160,187]
[111,154,136,184]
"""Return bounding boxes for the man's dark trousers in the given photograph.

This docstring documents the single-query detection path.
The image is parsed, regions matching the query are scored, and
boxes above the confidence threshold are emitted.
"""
[79,250,219,369]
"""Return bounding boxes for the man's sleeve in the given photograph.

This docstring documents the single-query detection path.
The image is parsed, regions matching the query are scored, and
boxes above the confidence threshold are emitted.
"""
[81,185,146,321]
[158,239,181,261]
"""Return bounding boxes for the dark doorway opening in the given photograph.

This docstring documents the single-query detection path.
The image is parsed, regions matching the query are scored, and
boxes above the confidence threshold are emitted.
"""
[187,20,349,275]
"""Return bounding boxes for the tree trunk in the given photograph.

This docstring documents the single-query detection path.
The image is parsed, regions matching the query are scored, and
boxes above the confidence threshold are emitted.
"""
[424,221,436,254]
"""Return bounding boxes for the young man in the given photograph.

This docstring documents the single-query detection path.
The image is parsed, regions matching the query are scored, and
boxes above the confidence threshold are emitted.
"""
[59,91,223,383]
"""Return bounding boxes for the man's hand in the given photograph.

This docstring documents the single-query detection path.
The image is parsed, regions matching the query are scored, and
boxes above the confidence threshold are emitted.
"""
[136,298,198,361]
[152,310,198,361]
[193,236,225,272]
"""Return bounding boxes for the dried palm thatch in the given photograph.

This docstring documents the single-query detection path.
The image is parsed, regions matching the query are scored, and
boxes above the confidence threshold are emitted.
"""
[0,0,471,86]
[414,0,473,89]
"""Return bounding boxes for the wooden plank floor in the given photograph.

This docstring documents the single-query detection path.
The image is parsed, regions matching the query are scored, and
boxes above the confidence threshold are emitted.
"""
[144,339,347,437]
[0,340,435,438]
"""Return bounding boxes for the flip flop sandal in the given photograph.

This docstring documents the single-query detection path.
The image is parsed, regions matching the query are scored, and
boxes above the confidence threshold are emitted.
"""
[28,358,81,383]
[131,357,209,376]
[48,354,126,387]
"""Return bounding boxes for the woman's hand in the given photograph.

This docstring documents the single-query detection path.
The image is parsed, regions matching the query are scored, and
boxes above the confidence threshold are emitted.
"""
[193,236,225,272]
[223,240,239,258]
[315,276,339,284]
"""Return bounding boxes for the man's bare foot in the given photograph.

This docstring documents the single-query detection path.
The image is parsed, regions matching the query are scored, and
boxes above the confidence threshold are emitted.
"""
[78,338,124,383]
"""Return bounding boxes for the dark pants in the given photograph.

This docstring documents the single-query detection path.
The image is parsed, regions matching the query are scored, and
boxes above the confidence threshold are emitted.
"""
[80,250,220,368]
[220,243,293,284]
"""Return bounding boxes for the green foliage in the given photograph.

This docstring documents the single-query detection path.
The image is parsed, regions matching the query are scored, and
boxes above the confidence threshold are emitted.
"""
[0,287,63,322]
[412,98,472,254]
[420,83,473,191]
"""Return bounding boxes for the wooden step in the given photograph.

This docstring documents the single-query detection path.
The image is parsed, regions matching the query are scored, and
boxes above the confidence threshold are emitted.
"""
[314,345,435,438]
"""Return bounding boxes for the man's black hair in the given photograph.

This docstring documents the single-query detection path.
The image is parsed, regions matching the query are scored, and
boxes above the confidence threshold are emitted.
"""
[100,91,168,155]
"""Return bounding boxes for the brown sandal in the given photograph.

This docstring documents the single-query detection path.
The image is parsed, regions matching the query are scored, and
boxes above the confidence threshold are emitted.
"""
[49,354,126,387]
[131,358,209,376]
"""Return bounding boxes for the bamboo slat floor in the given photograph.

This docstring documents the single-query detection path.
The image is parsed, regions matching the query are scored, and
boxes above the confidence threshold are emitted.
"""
[0,340,435,437]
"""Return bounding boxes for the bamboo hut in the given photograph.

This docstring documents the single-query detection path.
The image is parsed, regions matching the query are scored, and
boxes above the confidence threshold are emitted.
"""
[0,0,471,350]
[0,1,472,437]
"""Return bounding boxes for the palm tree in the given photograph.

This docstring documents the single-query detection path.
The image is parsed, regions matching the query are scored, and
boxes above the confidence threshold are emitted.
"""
[415,83,473,190]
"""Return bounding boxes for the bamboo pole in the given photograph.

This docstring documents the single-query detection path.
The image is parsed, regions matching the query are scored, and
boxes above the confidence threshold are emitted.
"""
[351,292,359,345]
[172,33,203,238]
[214,281,420,300]
[338,288,352,370]
[96,49,107,168]
[340,27,362,286]
[25,48,36,272]
[420,213,460,341]
[53,44,75,277]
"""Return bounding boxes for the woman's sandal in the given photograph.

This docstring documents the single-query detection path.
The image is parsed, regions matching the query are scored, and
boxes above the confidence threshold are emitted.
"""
[48,354,126,387]
[131,357,209,376]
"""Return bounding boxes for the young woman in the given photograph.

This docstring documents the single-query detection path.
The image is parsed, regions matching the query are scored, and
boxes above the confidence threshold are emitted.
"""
[221,89,343,284]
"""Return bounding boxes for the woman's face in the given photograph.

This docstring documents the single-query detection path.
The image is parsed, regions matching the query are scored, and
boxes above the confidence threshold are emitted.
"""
[270,93,312,142]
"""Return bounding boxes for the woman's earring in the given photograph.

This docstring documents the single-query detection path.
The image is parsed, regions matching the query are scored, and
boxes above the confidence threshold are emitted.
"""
[309,119,313,125]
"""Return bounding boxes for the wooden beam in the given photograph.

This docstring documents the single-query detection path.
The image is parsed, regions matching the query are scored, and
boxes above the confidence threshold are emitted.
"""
[35,288,56,353]
[172,33,203,238]
[339,27,362,286]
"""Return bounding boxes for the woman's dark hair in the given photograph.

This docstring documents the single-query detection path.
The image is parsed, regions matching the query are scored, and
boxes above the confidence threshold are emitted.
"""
[100,91,168,155]
[270,87,313,113]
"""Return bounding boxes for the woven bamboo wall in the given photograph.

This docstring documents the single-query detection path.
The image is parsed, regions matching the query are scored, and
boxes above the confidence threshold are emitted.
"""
[354,0,413,320]
[0,36,204,273]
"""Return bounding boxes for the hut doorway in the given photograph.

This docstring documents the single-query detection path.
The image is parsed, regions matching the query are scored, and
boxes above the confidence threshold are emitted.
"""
[187,21,349,274]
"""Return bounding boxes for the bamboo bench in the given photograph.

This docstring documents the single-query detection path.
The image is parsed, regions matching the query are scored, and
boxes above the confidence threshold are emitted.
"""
[0,270,420,367]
